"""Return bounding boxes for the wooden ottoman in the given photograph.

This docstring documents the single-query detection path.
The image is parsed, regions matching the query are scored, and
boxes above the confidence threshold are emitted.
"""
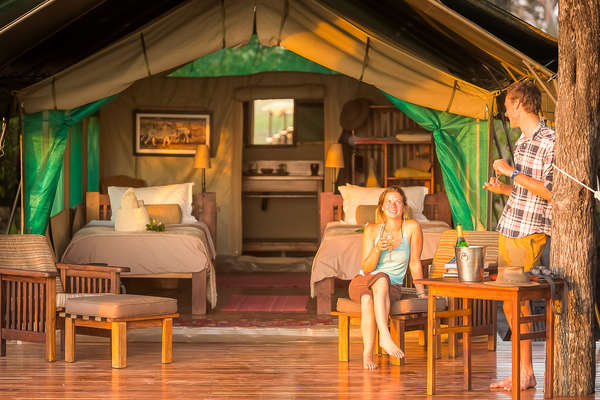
[332,296,447,365]
[62,294,179,368]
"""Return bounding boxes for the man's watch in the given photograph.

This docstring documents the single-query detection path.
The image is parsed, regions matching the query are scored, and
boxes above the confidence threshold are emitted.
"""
[511,169,520,179]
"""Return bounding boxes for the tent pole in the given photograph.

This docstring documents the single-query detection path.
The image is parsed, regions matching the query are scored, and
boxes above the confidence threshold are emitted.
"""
[524,61,556,106]
[6,181,20,234]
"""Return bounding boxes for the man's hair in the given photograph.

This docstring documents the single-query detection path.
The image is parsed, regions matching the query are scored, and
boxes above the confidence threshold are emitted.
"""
[506,81,541,114]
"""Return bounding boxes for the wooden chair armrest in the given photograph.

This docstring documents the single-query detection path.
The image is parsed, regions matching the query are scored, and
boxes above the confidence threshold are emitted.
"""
[56,263,131,273]
[0,268,57,278]
[420,258,433,278]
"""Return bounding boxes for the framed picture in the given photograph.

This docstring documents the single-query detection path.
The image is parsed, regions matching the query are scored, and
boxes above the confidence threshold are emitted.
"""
[134,111,211,156]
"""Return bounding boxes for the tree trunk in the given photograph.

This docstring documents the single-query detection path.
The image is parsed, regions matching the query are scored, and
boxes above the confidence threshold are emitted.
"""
[552,0,599,396]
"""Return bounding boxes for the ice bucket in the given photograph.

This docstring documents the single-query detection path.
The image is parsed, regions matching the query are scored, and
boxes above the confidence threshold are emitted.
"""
[455,246,485,282]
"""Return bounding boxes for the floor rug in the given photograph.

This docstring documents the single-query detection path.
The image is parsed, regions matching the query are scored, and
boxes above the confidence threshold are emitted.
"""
[221,294,309,312]
[175,316,335,328]
[216,273,309,289]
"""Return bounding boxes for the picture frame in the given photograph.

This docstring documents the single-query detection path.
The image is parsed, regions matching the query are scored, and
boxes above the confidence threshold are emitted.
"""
[134,111,211,156]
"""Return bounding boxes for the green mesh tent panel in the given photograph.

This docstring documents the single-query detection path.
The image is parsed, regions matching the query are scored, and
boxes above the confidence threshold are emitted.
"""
[69,122,83,208]
[24,96,116,234]
[87,116,100,192]
[50,164,64,217]
[385,94,489,230]
[169,34,336,77]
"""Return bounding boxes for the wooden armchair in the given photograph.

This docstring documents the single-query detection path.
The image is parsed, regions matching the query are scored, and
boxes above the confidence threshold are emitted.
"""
[428,229,499,352]
[0,234,129,361]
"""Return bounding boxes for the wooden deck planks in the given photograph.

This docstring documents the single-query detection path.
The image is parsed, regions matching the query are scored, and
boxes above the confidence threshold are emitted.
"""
[0,334,598,399]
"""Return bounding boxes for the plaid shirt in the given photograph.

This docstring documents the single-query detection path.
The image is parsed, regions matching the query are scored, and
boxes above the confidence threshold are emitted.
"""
[497,121,555,238]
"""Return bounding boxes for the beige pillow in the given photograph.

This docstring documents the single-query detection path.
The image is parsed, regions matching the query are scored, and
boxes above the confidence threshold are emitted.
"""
[114,188,149,232]
[121,188,139,209]
[145,204,182,225]
[407,158,432,172]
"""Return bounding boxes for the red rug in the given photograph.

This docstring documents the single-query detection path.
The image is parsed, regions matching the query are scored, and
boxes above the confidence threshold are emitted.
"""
[216,273,309,289]
[221,294,309,312]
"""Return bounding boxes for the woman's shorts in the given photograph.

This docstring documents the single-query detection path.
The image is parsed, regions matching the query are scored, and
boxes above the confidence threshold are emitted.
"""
[349,272,404,303]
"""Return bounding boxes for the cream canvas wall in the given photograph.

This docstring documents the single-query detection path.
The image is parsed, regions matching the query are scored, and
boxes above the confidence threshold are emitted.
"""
[99,71,390,255]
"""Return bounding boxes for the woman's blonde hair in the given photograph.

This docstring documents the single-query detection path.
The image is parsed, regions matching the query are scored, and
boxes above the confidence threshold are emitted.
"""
[376,186,408,222]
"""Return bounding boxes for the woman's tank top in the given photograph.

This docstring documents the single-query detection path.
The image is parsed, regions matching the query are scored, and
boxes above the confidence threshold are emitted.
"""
[361,222,410,285]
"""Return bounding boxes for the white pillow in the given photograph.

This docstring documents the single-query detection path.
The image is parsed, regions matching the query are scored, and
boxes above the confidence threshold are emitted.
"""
[338,184,429,224]
[108,183,197,224]
[401,186,429,222]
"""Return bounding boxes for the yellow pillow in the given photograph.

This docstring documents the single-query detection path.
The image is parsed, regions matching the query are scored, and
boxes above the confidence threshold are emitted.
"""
[145,204,182,225]
[393,167,432,179]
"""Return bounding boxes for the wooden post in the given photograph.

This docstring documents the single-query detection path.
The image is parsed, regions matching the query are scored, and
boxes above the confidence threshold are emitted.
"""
[161,318,173,364]
[511,297,521,400]
[65,317,76,362]
[192,270,207,315]
[463,298,472,391]
[86,192,100,222]
[45,277,56,362]
[316,277,333,315]
[338,314,349,362]
[111,322,127,368]
[427,290,436,395]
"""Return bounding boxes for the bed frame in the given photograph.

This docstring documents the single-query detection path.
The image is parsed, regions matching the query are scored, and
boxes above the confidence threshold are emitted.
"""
[318,191,452,239]
[84,190,217,315]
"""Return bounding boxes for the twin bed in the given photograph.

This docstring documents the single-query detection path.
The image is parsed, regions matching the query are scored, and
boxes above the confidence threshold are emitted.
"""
[312,190,453,314]
[61,177,217,315]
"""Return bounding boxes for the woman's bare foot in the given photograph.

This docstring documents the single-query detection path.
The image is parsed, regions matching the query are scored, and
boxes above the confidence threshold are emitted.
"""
[490,374,536,391]
[363,351,378,370]
[379,336,404,359]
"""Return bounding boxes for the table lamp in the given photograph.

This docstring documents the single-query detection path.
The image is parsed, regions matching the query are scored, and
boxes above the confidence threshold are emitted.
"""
[194,144,210,193]
[325,143,344,192]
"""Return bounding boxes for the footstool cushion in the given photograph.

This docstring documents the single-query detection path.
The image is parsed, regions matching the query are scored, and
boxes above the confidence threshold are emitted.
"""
[336,296,447,315]
[65,294,177,319]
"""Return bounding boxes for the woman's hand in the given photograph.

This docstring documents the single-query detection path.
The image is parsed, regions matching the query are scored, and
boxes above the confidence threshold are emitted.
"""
[376,236,392,252]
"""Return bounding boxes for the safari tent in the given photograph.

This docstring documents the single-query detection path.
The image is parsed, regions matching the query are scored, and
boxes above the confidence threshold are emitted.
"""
[0,0,558,256]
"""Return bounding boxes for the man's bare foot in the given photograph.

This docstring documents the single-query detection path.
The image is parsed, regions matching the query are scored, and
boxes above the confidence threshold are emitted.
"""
[379,336,404,359]
[490,374,536,391]
[363,351,378,370]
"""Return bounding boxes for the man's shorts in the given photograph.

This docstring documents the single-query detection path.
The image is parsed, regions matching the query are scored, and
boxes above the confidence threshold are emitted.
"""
[498,233,548,272]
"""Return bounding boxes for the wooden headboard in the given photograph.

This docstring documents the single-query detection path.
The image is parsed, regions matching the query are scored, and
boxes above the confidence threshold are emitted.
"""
[85,191,218,246]
[319,191,452,239]
[100,175,147,194]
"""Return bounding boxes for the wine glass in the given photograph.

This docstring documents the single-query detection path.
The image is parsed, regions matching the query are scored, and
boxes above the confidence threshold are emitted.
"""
[386,233,394,262]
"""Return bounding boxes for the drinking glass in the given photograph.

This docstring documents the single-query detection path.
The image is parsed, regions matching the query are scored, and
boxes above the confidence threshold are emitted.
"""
[386,233,394,262]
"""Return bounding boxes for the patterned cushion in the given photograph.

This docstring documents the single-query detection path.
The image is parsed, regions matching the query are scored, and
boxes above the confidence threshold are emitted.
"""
[0,234,64,293]
[336,296,447,315]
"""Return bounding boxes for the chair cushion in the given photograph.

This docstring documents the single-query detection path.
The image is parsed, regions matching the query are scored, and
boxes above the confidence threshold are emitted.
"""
[336,296,447,315]
[65,294,177,319]
[56,293,108,309]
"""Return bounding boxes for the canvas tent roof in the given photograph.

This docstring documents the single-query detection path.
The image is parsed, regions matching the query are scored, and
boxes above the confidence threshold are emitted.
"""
[0,0,557,119]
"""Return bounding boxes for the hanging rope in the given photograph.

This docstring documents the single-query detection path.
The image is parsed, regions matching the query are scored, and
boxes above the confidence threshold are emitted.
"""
[140,33,152,77]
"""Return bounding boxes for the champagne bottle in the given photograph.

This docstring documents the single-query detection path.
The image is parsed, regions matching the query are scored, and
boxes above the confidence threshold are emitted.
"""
[456,224,469,247]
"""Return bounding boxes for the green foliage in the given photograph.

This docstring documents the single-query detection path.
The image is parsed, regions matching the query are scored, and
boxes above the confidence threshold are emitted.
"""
[0,118,20,206]
[146,218,165,232]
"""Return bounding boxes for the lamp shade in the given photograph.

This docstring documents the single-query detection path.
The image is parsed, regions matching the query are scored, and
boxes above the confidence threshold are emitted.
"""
[194,144,210,169]
[325,143,344,168]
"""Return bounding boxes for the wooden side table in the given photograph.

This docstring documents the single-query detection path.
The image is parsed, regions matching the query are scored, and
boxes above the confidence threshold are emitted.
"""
[415,278,561,400]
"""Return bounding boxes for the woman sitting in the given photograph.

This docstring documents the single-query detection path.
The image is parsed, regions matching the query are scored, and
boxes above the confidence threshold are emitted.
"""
[348,186,426,370]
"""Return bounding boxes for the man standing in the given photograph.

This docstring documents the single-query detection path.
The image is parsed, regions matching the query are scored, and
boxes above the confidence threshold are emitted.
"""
[483,80,554,391]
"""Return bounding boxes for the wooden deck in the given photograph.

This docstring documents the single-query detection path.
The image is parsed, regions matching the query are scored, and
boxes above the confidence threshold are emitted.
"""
[0,330,598,399]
